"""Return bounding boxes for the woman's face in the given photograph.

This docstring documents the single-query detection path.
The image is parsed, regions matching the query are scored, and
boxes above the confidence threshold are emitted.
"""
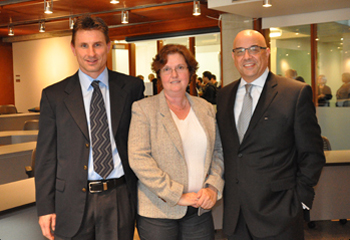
[159,53,190,95]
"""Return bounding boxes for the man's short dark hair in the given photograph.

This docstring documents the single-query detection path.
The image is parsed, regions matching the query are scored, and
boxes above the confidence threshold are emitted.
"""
[203,71,212,80]
[71,15,110,46]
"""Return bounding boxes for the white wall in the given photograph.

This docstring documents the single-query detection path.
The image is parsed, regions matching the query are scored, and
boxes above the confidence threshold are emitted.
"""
[196,45,221,82]
[13,36,79,112]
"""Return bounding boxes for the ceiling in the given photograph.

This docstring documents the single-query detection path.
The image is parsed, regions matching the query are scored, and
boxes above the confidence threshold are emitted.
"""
[208,0,350,19]
[0,0,222,42]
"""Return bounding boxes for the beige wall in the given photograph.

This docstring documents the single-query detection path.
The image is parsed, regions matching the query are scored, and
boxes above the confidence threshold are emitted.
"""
[13,36,79,112]
[221,14,252,86]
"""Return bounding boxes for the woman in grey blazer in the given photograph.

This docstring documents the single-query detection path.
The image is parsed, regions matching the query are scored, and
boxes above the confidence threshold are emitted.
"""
[128,44,224,240]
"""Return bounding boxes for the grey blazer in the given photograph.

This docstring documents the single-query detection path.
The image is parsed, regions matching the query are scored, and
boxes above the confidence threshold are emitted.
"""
[128,91,224,219]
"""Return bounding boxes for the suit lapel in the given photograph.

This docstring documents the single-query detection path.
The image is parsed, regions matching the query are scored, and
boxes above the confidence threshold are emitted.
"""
[223,81,240,144]
[108,70,127,137]
[243,72,278,142]
[158,91,185,158]
[63,72,89,141]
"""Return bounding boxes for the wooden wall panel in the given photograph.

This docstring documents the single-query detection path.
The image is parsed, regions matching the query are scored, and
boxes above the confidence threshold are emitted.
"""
[0,41,14,105]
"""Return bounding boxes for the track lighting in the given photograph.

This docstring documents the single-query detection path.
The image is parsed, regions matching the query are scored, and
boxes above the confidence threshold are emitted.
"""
[8,25,14,36]
[39,21,45,32]
[193,1,201,16]
[69,17,75,30]
[121,10,129,24]
[263,0,272,7]
[44,0,53,14]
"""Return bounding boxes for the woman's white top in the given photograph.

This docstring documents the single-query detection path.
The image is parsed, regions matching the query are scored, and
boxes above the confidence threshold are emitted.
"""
[170,107,207,193]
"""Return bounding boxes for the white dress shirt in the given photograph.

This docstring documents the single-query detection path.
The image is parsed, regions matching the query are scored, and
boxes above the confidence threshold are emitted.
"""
[234,68,269,125]
[79,67,124,180]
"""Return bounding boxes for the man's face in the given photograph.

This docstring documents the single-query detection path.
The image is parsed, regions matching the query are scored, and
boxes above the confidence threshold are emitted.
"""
[71,30,111,79]
[203,76,209,84]
[232,31,270,83]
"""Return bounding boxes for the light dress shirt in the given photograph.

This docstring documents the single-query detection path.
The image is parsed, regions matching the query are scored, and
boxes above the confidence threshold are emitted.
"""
[79,67,124,180]
[170,107,207,193]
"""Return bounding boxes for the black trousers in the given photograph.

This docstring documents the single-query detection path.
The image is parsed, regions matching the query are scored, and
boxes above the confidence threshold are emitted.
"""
[137,207,215,240]
[55,183,134,240]
[227,209,304,240]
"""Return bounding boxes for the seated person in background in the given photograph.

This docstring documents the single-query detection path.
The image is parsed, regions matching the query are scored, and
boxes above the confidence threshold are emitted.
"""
[285,69,298,80]
[336,72,350,107]
[148,73,158,95]
[295,76,305,82]
[317,75,332,107]
[136,75,144,81]
[201,71,217,104]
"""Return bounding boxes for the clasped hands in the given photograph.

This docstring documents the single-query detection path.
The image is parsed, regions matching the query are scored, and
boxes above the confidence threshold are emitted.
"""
[178,186,218,210]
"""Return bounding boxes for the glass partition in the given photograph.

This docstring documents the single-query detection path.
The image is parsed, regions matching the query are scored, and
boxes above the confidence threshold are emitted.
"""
[269,25,311,84]
[316,20,350,150]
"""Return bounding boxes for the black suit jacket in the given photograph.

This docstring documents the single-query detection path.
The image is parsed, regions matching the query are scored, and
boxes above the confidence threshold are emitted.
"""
[35,69,144,238]
[216,72,325,238]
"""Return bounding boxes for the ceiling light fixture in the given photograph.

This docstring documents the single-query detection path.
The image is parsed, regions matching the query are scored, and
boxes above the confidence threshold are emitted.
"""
[110,0,119,4]
[44,0,53,14]
[8,25,14,36]
[263,0,272,7]
[69,17,75,29]
[39,21,45,32]
[193,1,201,16]
[121,10,129,24]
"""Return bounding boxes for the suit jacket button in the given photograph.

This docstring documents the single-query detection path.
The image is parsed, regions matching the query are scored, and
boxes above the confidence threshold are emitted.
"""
[85,143,89,148]
[82,188,87,192]
[84,165,88,170]
[238,153,243,158]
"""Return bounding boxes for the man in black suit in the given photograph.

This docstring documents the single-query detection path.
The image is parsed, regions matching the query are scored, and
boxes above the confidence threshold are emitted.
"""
[35,16,144,240]
[216,30,325,240]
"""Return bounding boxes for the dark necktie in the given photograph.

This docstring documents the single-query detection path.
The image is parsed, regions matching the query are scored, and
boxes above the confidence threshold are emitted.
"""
[90,81,113,179]
[237,84,253,143]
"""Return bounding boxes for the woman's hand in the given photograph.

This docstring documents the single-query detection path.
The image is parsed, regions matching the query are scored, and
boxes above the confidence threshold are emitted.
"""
[177,192,200,208]
[196,186,218,210]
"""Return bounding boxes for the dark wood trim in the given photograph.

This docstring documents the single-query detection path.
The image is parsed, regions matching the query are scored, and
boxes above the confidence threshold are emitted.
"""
[189,37,196,96]
[129,43,136,76]
[107,43,113,70]
[310,24,318,105]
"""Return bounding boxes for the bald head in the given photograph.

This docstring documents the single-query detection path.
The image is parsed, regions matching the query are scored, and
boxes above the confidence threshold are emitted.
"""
[232,29,270,83]
[233,30,267,49]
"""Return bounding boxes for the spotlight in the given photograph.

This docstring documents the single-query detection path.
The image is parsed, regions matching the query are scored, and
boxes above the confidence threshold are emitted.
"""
[263,0,272,7]
[39,21,45,32]
[69,17,75,30]
[193,1,201,16]
[8,26,14,36]
[44,0,53,14]
[121,10,129,24]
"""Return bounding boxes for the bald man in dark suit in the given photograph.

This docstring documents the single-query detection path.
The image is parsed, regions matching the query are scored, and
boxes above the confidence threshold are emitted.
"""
[216,30,325,240]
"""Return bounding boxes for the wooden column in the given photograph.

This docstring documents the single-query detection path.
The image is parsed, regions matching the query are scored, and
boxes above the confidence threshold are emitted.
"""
[189,37,197,96]
[311,24,318,105]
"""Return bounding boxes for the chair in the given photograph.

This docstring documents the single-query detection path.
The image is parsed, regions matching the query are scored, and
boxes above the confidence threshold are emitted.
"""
[23,119,39,130]
[25,148,36,178]
[0,104,17,114]
[322,136,331,150]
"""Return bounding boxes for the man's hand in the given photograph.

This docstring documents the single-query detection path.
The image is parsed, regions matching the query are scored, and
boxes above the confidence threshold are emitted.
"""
[197,186,217,210]
[39,213,56,240]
